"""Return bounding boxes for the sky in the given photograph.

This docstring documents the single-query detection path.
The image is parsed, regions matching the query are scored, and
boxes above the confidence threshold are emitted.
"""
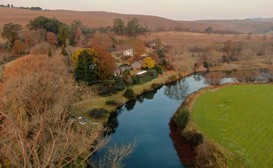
[1,0,273,20]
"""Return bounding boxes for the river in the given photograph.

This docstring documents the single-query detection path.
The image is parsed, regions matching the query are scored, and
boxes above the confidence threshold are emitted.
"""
[93,70,269,167]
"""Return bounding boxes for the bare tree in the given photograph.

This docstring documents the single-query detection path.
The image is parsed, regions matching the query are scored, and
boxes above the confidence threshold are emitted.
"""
[92,142,136,168]
[0,55,105,167]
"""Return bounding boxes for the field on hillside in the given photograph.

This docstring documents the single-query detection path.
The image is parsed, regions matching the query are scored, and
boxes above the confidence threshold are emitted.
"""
[192,84,273,167]
[143,32,273,72]
[1,7,273,33]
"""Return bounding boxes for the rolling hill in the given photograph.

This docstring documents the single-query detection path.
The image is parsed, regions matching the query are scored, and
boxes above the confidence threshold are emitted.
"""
[0,7,273,34]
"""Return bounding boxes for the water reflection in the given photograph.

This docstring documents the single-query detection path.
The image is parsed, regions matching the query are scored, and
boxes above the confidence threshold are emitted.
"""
[125,100,137,111]
[164,79,189,100]
[104,108,122,135]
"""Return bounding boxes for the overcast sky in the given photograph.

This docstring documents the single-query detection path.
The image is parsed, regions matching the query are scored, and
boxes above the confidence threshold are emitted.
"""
[1,0,273,20]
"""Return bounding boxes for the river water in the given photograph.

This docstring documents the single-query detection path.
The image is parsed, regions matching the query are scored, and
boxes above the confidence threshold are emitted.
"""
[92,69,273,167]
[96,74,210,168]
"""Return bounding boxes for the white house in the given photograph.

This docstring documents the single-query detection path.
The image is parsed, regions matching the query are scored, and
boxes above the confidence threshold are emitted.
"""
[123,49,133,57]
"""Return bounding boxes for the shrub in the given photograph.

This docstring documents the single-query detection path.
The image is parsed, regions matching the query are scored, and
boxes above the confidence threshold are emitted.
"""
[188,132,203,147]
[88,108,108,118]
[151,83,161,89]
[123,88,136,100]
[175,109,189,129]
[169,74,177,82]
[105,100,119,106]
[154,65,163,74]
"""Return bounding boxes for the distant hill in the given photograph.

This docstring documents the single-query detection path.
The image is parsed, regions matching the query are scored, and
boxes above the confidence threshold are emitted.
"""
[0,7,273,34]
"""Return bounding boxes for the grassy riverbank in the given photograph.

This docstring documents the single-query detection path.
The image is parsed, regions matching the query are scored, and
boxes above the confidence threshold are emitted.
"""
[192,84,273,167]
[174,84,273,167]
[75,70,185,123]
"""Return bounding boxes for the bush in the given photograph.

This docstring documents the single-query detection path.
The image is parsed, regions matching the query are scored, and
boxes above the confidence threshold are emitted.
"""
[154,65,163,75]
[105,100,119,106]
[169,74,177,82]
[186,132,204,147]
[88,108,108,118]
[151,83,161,89]
[175,109,189,129]
[123,88,136,100]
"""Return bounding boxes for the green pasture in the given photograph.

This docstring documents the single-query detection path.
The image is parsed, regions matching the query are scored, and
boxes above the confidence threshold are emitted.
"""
[192,84,273,167]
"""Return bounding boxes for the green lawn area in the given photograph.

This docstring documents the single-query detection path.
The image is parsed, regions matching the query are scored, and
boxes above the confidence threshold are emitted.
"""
[192,84,273,168]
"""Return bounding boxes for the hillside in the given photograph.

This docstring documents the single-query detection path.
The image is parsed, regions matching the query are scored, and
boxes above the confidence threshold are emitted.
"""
[0,7,273,34]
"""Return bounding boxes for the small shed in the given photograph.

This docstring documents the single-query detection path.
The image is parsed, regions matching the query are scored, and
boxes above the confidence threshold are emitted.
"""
[123,49,133,57]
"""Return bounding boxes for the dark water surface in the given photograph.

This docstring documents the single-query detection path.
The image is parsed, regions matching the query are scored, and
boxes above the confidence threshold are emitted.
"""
[93,70,272,167]
[99,74,210,168]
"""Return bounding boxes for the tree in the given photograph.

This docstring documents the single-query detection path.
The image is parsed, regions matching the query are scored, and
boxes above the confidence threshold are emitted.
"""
[24,29,46,47]
[58,24,71,47]
[46,32,58,45]
[88,32,112,50]
[73,49,99,85]
[13,39,26,54]
[72,47,116,84]
[93,46,116,81]
[126,18,139,37]
[204,26,213,34]
[113,18,125,35]
[142,57,155,69]
[29,42,51,55]
[1,23,22,48]
[133,40,145,61]
[28,16,62,34]
[0,55,105,167]
[70,20,83,46]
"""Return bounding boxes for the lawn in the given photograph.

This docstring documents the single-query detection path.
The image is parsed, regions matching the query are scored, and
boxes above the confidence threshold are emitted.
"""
[192,84,273,167]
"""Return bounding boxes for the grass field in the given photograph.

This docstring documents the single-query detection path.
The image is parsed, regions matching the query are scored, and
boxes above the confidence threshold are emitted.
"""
[192,84,273,167]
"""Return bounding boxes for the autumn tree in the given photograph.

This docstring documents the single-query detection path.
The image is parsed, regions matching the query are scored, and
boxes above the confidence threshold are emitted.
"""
[13,39,26,54]
[88,32,112,50]
[93,46,116,81]
[142,57,155,69]
[113,18,125,35]
[0,55,105,167]
[1,23,22,48]
[46,32,58,46]
[133,40,146,61]
[29,42,51,55]
[24,29,46,47]
[71,20,83,46]
[73,48,115,85]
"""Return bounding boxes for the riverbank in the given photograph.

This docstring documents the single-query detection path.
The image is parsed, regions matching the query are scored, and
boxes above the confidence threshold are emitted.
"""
[75,70,193,125]
[173,82,273,167]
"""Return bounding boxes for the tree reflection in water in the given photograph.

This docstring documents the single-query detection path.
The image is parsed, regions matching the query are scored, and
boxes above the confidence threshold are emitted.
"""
[164,78,189,100]
[104,108,123,135]
[105,89,159,136]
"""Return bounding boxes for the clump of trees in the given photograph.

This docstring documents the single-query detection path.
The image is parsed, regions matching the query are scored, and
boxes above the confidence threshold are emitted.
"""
[1,23,22,49]
[113,18,148,37]
[72,48,115,85]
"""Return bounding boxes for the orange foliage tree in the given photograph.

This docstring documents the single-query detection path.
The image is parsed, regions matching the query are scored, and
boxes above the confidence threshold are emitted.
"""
[88,32,112,50]
[46,32,58,46]
[13,39,26,54]
[133,40,145,61]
